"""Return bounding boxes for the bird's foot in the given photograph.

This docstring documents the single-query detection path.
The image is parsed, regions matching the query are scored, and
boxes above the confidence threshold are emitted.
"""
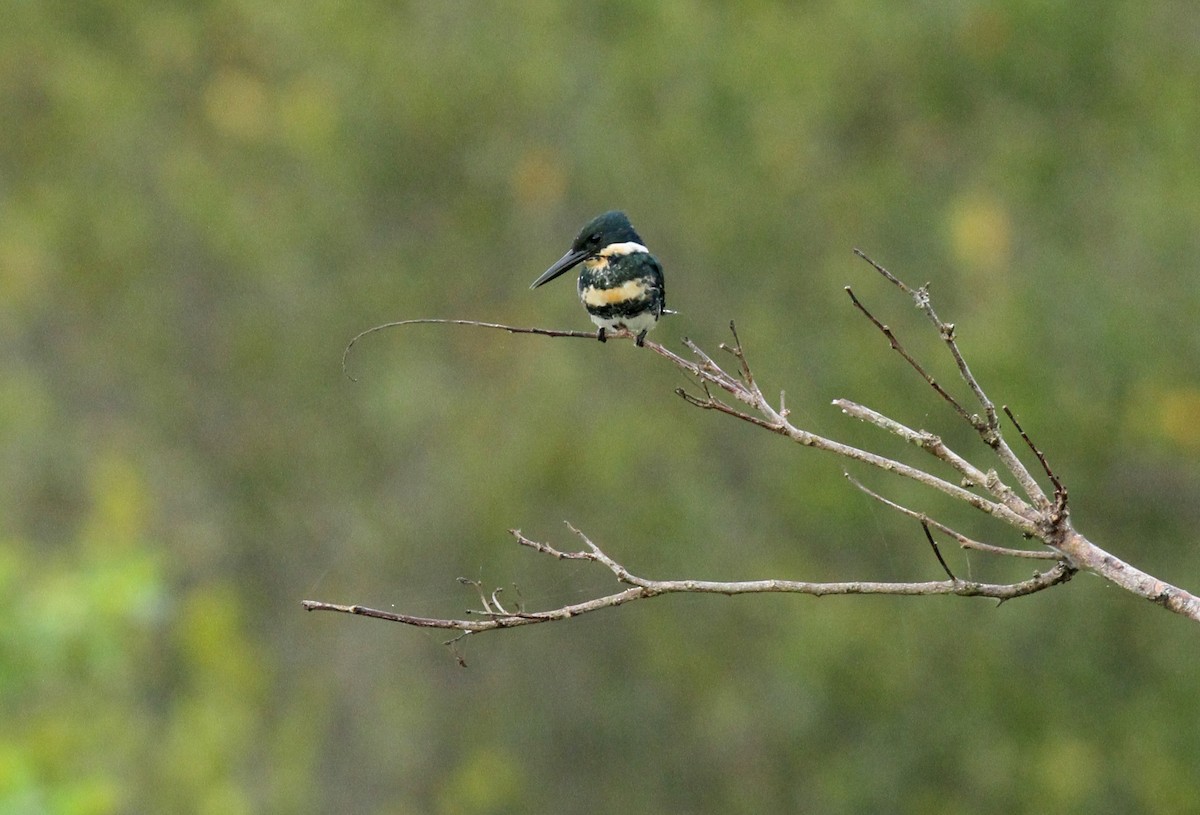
[635,329,648,347]
[596,327,607,343]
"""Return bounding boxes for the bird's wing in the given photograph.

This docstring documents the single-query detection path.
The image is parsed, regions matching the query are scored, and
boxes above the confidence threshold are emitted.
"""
[648,255,666,314]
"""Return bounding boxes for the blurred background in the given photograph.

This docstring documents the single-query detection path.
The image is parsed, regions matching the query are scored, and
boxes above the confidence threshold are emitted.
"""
[3,1,1199,812]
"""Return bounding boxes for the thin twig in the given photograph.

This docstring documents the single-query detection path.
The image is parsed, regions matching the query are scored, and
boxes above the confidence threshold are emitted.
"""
[845,286,978,428]
[680,337,746,399]
[1003,405,1068,514]
[720,321,757,391]
[922,522,957,581]
[342,318,602,381]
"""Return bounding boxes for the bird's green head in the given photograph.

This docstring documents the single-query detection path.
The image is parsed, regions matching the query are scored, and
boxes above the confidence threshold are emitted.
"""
[530,211,645,289]
[569,210,642,255]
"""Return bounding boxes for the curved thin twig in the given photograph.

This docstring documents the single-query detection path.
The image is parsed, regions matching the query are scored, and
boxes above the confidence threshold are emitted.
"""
[342,318,600,380]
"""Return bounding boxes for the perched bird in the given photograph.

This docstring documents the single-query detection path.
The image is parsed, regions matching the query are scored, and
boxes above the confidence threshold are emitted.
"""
[530,211,666,347]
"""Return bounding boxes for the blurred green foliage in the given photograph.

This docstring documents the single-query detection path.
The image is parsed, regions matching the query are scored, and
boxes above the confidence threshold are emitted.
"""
[2,0,1199,812]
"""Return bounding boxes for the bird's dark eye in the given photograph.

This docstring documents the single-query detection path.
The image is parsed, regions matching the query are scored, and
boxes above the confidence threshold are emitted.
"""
[589,233,601,245]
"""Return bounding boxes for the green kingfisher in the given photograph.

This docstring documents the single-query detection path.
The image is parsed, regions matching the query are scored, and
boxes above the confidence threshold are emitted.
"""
[530,210,666,346]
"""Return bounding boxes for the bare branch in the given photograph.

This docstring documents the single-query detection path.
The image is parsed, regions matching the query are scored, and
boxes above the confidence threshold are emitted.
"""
[833,398,1029,514]
[669,334,1039,533]
[316,262,1200,628]
[303,528,1075,636]
[302,586,654,632]
[675,386,783,431]
[1055,528,1200,620]
[853,250,1050,509]
[843,474,1059,560]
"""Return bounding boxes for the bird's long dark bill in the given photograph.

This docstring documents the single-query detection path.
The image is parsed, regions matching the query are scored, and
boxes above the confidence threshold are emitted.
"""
[530,248,588,289]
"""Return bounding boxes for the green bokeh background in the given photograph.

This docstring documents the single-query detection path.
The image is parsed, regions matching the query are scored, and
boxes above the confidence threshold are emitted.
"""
[3,1,1199,812]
